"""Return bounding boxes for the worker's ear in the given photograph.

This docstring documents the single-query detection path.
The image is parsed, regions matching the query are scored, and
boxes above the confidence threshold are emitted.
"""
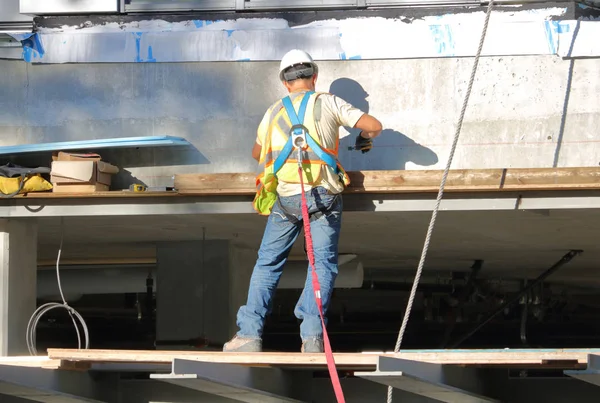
[312,74,318,86]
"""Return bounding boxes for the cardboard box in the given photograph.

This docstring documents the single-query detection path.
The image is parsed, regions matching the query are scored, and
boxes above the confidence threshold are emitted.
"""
[52,151,102,162]
[51,160,119,193]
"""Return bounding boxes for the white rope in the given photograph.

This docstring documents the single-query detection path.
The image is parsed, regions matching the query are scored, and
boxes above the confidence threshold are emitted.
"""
[386,2,495,401]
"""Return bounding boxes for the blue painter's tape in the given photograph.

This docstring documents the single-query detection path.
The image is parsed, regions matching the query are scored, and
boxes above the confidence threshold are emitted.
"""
[147,46,156,62]
[429,24,455,56]
[544,21,557,54]
[193,20,204,28]
[21,33,45,62]
[133,32,143,62]
[226,29,235,37]
[133,32,156,63]
[349,55,362,60]
[237,58,251,62]
[8,33,34,41]
[557,22,571,34]
[339,52,347,60]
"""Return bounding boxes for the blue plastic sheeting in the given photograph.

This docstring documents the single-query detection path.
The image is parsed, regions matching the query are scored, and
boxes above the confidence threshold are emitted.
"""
[0,136,191,155]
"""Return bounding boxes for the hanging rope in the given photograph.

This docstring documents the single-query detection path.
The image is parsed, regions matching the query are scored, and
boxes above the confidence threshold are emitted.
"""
[298,164,346,403]
[386,2,495,401]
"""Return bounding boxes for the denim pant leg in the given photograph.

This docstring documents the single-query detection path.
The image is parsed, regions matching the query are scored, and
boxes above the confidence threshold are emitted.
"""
[294,191,343,340]
[235,196,302,339]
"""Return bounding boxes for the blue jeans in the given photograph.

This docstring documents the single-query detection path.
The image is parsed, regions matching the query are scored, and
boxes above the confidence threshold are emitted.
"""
[235,186,343,341]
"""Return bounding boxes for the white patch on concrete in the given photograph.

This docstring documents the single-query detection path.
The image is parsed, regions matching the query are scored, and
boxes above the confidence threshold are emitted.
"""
[22,6,600,64]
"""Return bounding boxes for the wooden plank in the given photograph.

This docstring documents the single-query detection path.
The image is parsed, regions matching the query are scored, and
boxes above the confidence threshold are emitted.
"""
[13,191,180,199]
[174,167,600,196]
[0,357,63,370]
[46,348,598,370]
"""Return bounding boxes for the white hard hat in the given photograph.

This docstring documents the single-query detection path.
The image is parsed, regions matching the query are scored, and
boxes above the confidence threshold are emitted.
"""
[279,49,318,81]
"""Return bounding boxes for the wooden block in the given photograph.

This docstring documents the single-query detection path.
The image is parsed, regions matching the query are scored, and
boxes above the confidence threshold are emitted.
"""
[52,183,110,193]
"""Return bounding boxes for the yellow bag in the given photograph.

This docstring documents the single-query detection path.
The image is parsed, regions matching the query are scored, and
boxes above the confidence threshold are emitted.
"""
[252,172,278,216]
[0,164,53,197]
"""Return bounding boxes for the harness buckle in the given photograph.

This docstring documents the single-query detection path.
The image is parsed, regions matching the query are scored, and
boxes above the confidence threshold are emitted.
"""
[290,124,309,150]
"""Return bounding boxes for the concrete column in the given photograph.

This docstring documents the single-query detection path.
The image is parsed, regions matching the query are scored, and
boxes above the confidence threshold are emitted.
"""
[156,240,231,348]
[0,219,37,357]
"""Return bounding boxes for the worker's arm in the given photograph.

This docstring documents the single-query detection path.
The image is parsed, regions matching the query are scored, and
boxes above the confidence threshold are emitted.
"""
[354,114,383,139]
[328,94,382,153]
[252,141,262,161]
[252,109,270,161]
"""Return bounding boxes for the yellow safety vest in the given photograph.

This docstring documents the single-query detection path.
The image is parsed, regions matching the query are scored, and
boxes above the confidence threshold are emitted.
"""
[252,91,351,215]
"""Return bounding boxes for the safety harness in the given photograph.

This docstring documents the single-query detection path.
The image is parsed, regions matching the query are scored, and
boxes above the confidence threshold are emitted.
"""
[277,91,346,403]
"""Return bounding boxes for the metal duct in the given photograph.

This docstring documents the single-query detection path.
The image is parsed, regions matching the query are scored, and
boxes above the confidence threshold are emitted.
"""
[37,258,364,299]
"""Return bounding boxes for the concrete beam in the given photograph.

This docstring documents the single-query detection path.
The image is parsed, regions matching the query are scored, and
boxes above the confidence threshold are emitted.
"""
[150,358,311,403]
[0,219,37,356]
[565,354,600,388]
[0,364,111,403]
[3,191,600,218]
[355,356,499,403]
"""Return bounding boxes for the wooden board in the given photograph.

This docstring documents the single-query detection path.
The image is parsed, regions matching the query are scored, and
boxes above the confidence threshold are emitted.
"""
[174,167,600,196]
[46,348,598,370]
[0,356,64,370]
[12,191,180,199]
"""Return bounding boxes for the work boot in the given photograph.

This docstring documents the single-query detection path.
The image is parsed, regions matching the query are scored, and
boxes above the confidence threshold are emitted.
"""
[223,335,262,352]
[301,338,324,353]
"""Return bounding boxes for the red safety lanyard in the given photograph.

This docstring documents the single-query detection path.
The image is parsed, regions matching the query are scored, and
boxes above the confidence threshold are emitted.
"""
[298,165,346,403]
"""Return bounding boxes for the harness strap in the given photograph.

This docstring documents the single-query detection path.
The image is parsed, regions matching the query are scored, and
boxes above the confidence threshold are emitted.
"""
[297,166,346,403]
[273,92,313,174]
[273,92,340,176]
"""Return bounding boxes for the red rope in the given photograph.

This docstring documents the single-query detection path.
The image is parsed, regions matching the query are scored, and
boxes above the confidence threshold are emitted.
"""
[298,166,346,403]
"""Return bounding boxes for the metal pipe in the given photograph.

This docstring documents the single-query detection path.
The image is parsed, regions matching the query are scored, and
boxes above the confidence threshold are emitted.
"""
[449,249,583,348]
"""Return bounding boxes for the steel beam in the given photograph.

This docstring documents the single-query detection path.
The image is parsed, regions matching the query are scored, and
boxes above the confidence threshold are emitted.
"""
[20,0,119,14]
[0,365,109,403]
[2,192,600,218]
[450,249,583,348]
[355,356,499,403]
[150,358,311,403]
[565,354,600,387]
[121,0,565,13]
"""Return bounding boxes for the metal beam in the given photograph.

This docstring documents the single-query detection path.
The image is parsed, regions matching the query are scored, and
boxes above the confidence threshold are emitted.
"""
[20,0,119,15]
[150,358,311,403]
[121,0,567,13]
[565,354,600,387]
[449,249,583,348]
[0,365,109,403]
[355,356,499,403]
[2,191,600,218]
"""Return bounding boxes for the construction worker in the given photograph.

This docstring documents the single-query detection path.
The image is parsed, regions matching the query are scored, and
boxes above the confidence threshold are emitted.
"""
[224,49,382,353]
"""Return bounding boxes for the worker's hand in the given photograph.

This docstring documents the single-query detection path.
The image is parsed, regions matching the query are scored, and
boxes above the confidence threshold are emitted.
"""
[354,132,373,153]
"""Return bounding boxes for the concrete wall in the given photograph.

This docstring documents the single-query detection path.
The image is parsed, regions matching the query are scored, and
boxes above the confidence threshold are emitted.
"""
[0,54,599,187]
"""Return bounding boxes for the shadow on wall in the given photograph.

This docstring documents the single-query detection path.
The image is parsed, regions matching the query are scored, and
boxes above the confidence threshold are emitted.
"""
[329,78,438,171]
